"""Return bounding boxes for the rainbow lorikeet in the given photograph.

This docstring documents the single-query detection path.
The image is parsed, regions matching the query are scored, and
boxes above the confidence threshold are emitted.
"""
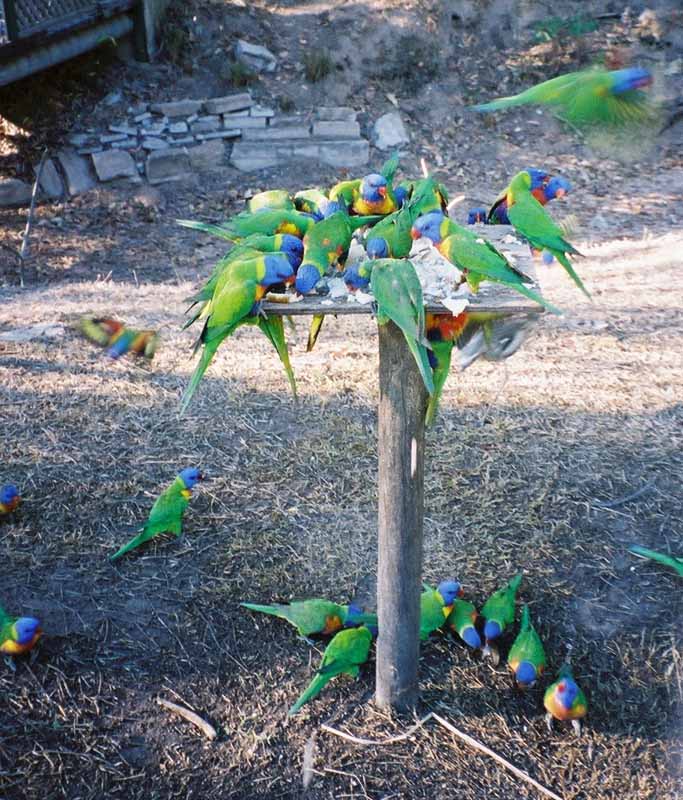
[507,604,546,687]
[468,208,488,224]
[241,599,377,639]
[0,485,21,516]
[330,173,398,217]
[487,169,571,225]
[628,544,683,578]
[472,67,657,131]
[247,190,294,213]
[420,580,463,640]
[0,603,41,656]
[289,625,373,715]
[480,573,522,664]
[544,661,588,735]
[445,597,482,650]
[344,258,435,396]
[424,311,470,426]
[177,209,315,242]
[411,212,561,315]
[79,316,159,360]
[110,467,203,561]
[506,171,589,298]
[293,188,344,220]
[179,253,294,413]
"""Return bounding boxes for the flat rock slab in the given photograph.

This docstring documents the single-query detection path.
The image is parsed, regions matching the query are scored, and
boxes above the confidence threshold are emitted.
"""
[373,112,410,150]
[188,140,225,170]
[92,150,138,182]
[38,158,64,199]
[230,142,279,171]
[316,106,357,122]
[243,125,310,140]
[234,39,277,73]
[319,138,369,167]
[312,120,361,139]
[230,138,369,171]
[146,148,192,184]
[150,99,202,117]
[0,178,32,207]
[56,150,97,196]
[204,93,253,114]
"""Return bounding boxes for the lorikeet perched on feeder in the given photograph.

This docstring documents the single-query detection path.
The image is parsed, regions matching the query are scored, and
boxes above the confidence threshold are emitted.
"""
[177,209,315,241]
[344,258,435,396]
[472,67,657,131]
[247,190,294,213]
[420,580,463,640]
[486,168,569,225]
[411,212,561,315]
[293,188,344,220]
[110,467,203,561]
[330,173,398,216]
[445,597,482,650]
[424,311,470,426]
[0,603,41,656]
[505,171,590,299]
[364,207,415,260]
[241,599,377,638]
[289,625,373,715]
[628,545,683,578]
[507,604,546,687]
[0,485,21,516]
[179,253,294,413]
[544,661,588,735]
[481,573,522,663]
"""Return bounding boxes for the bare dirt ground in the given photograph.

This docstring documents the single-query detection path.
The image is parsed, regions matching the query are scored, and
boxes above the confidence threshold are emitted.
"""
[1,2,683,799]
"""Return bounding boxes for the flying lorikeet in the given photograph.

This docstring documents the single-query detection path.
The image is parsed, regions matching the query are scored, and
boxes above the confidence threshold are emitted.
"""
[177,209,315,241]
[0,603,41,655]
[505,171,589,298]
[411,211,561,315]
[179,253,294,413]
[420,580,463,640]
[480,573,522,664]
[507,604,546,687]
[241,599,377,639]
[544,661,588,735]
[79,316,159,360]
[110,467,203,561]
[424,311,471,426]
[289,625,373,715]
[344,258,435,396]
[247,190,294,213]
[0,485,21,516]
[445,597,482,650]
[628,544,683,578]
[472,66,657,131]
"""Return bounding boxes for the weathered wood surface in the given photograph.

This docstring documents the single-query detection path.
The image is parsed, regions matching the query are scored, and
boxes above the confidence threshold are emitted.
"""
[375,321,428,711]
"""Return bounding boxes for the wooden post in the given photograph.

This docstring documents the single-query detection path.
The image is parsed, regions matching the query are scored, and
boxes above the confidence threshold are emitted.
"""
[375,321,428,710]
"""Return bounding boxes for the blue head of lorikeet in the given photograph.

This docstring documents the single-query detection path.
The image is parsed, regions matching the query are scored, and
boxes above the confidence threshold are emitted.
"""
[542,250,555,265]
[295,263,322,294]
[526,168,550,189]
[484,619,503,641]
[543,175,571,201]
[1,485,20,505]
[360,173,388,203]
[394,185,410,208]
[366,237,389,258]
[437,579,464,605]
[611,66,652,93]
[279,235,304,269]
[263,254,295,285]
[14,617,42,646]
[322,199,345,218]
[553,676,581,710]
[179,467,203,489]
[343,262,371,290]
[515,660,540,687]
[411,211,446,244]
[467,207,488,224]
[345,603,378,636]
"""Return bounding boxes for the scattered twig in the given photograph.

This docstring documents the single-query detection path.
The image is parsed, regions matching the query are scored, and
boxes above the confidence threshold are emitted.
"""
[446,194,466,211]
[420,157,429,178]
[156,697,217,740]
[321,711,565,800]
[18,149,48,288]
[593,481,655,509]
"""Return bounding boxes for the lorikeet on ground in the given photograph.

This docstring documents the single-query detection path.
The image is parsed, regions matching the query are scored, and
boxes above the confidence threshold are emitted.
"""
[481,573,522,664]
[507,604,546,687]
[472,67,657,131]
[289,625,373,715]
[80,316,159,360]
[506,171,589,298]
[420,580,463,640]
[177,209,315,241]
[241,599,377,638]
[628,544,683,578]
[424,311,470,426]
[411,212,561,315]
[179,253,294,413]
[247,190,294,213]
[344,258,435,396]
[445,597,482,650]
[0,485,21,516]
[0,603,41,655]
[544,661,588,735]
[110,467,203,561]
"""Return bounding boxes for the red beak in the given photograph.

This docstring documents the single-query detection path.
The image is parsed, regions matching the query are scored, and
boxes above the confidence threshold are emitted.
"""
[378,186,387,198]
[410,228,420,240]
[555,188,566,198]
[458,587,465,598]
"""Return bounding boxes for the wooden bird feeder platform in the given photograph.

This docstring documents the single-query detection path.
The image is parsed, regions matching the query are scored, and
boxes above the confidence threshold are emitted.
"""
[262,225,542,710]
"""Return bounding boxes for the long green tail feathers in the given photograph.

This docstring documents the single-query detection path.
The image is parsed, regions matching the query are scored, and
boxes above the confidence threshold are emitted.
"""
[176,219,238,242]
[240,602,286,618]
[289,673,330,715]
[257,315,298,400]
[306,314,325,352]
[180,340,219,416]
[628,545,683,577]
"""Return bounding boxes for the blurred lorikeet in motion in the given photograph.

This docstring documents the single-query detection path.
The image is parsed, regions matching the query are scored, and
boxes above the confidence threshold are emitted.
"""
[472,67,657,131]
[177,209,314,241]
[420,580,463,640]
[445,597,482,650]
[628,544,683,578]
[79,316,159,360]
[505,171,590,298]
[241,599,377,638]
[110,467,203,561]
[179,253,294,413]
[344,258,435,396]
[411,212,561,315]
[0,603,41,655]
[507,604,546,687]
[289,625,373,715]
[544,661,588,735]
[425,311,470,426]
[0,485,21,516]
[481,573,522,664]
[247,190,294,213]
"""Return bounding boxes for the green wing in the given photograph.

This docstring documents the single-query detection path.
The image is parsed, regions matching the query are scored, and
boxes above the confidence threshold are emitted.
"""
[248,190,294,213]
[256,314,298,399]
[425,339,453,427]
[380,152,400,183]
[508,606,546,668]
[241,599,346,636]
[481,573,522,627]
[420,590,447,639]
[628,545,683,577]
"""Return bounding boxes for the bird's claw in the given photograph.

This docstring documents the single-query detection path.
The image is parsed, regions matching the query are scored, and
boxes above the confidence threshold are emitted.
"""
[545,712,554,733]
[4,655,16,672]
[482,643,500,666]
[572,719,582,737]
[297,636,317,647]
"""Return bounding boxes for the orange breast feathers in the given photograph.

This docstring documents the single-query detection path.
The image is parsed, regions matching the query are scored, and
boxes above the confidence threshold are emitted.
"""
[0,630,42,655]
[545,690,586,721]
[321,615,343,635]
[0,497,21,515]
